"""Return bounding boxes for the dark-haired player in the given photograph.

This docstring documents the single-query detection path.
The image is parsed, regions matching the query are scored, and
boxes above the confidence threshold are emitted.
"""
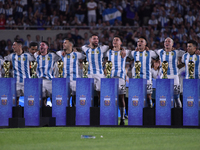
[4,40,35,105]
[34,41,61,106]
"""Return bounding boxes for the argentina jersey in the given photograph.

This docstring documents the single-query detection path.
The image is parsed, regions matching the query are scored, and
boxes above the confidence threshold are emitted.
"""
[131,50,157,81]
[56,51,85,81]
[106,49,131,79]
[156,49,185,76]
[182,53,200,79]
[4,52,35,83]
[82,45,109,75]
[34,52,61,80]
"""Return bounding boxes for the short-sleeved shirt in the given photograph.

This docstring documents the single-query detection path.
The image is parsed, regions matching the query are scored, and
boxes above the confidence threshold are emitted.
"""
[82,45,109,75]
[34,52,61,80]
[4,52,35,83]
[56,50,85,81]
[182,53,200,79]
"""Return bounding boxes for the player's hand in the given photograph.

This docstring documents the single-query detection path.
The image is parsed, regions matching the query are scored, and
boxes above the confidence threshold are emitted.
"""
[135,47,139,51]
[62,51,66,56]
[37,51,41,55]
[145,46,149,51]
[120,48,126,58]
[195,50,200,55]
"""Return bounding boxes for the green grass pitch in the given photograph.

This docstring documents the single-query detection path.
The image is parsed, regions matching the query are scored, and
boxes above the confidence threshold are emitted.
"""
[0,127,200,150]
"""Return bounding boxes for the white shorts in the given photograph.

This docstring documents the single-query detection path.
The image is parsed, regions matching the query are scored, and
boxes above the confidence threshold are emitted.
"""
[147,80,153,94]
[70,80,76,96]
[88,74,105,91]
[16,82,24,97]
[113,77,126,95]
[42,79,52,98]
[167,75,180,95]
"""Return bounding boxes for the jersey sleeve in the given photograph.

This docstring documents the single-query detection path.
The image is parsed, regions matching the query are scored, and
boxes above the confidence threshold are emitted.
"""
[81,45,88,53]
[100,45,109,53]
[34,52,39,58]
[28,53,35,61]
[177,50,186,57]
[150,50,158,59]
[53,53,62,62]
[4,54,12,61]
[154,49,162,57]
[76,52,86,60]
[56,51,62,57]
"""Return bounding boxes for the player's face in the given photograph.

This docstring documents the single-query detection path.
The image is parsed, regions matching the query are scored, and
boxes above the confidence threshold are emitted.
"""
[113,37,122,48]
[187,43,196,54]
[63,40,71,50]
[164,38,173,49]
[12,42,20,53]
[137,38,146,50]
[29,46,38,55]
[40,42,48,55]
[90,36,99,47]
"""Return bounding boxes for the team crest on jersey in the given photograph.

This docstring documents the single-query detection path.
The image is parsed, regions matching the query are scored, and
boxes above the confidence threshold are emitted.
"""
[96,50,99,54]
[195,57,197,61]
[187,96,194,107]
[115,52,118,56]
[67,55,70,59]
[171,52,174,56]
[72,55,75,59]
[42,57,45,60]
[166,52,169,55]
[189,57,192,61]
[18,57,21,61]
[92,51,95,54]
[140,53,142,57]
[145,53,148,57]
[23,57,26,61]
[48,57,50,61]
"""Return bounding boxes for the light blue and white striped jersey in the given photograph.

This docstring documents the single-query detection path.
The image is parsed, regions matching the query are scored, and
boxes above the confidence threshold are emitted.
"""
[0,57,4,78]
[56,50,85,81]
[4,52,35,83]
[131,50,158,81]
[59,0,68,12]
[82,45,109,75]
[105,49,131,79]
[34,52,61,80]
[156,49,185,76]
[181,53,200,79]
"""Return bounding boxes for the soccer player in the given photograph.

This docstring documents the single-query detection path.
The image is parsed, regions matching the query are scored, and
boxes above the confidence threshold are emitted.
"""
[56,39,85,106]
[181,40,200,79]
[155,37,185,108]
[4,40,35,105]
[28,42,38,55]
[81,34,109,105]
[34,41,61,106]
[131,37,158,108]
[105,36,131,125]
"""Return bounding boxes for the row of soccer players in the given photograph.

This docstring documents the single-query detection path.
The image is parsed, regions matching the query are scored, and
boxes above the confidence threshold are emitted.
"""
[1,34,200,125]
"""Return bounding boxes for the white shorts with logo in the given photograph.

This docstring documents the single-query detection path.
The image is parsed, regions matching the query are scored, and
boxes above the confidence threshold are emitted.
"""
[167,75,180,95]
[16,82,24,97]
[113,77,126,95]
[70,80,76,96]
[88,74,106,91]
[147,80,153,94]
[42,79,52,98]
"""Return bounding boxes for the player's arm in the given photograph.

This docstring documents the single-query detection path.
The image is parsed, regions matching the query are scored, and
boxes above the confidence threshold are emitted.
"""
[177,54,185,69]
[150,50,159,59]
